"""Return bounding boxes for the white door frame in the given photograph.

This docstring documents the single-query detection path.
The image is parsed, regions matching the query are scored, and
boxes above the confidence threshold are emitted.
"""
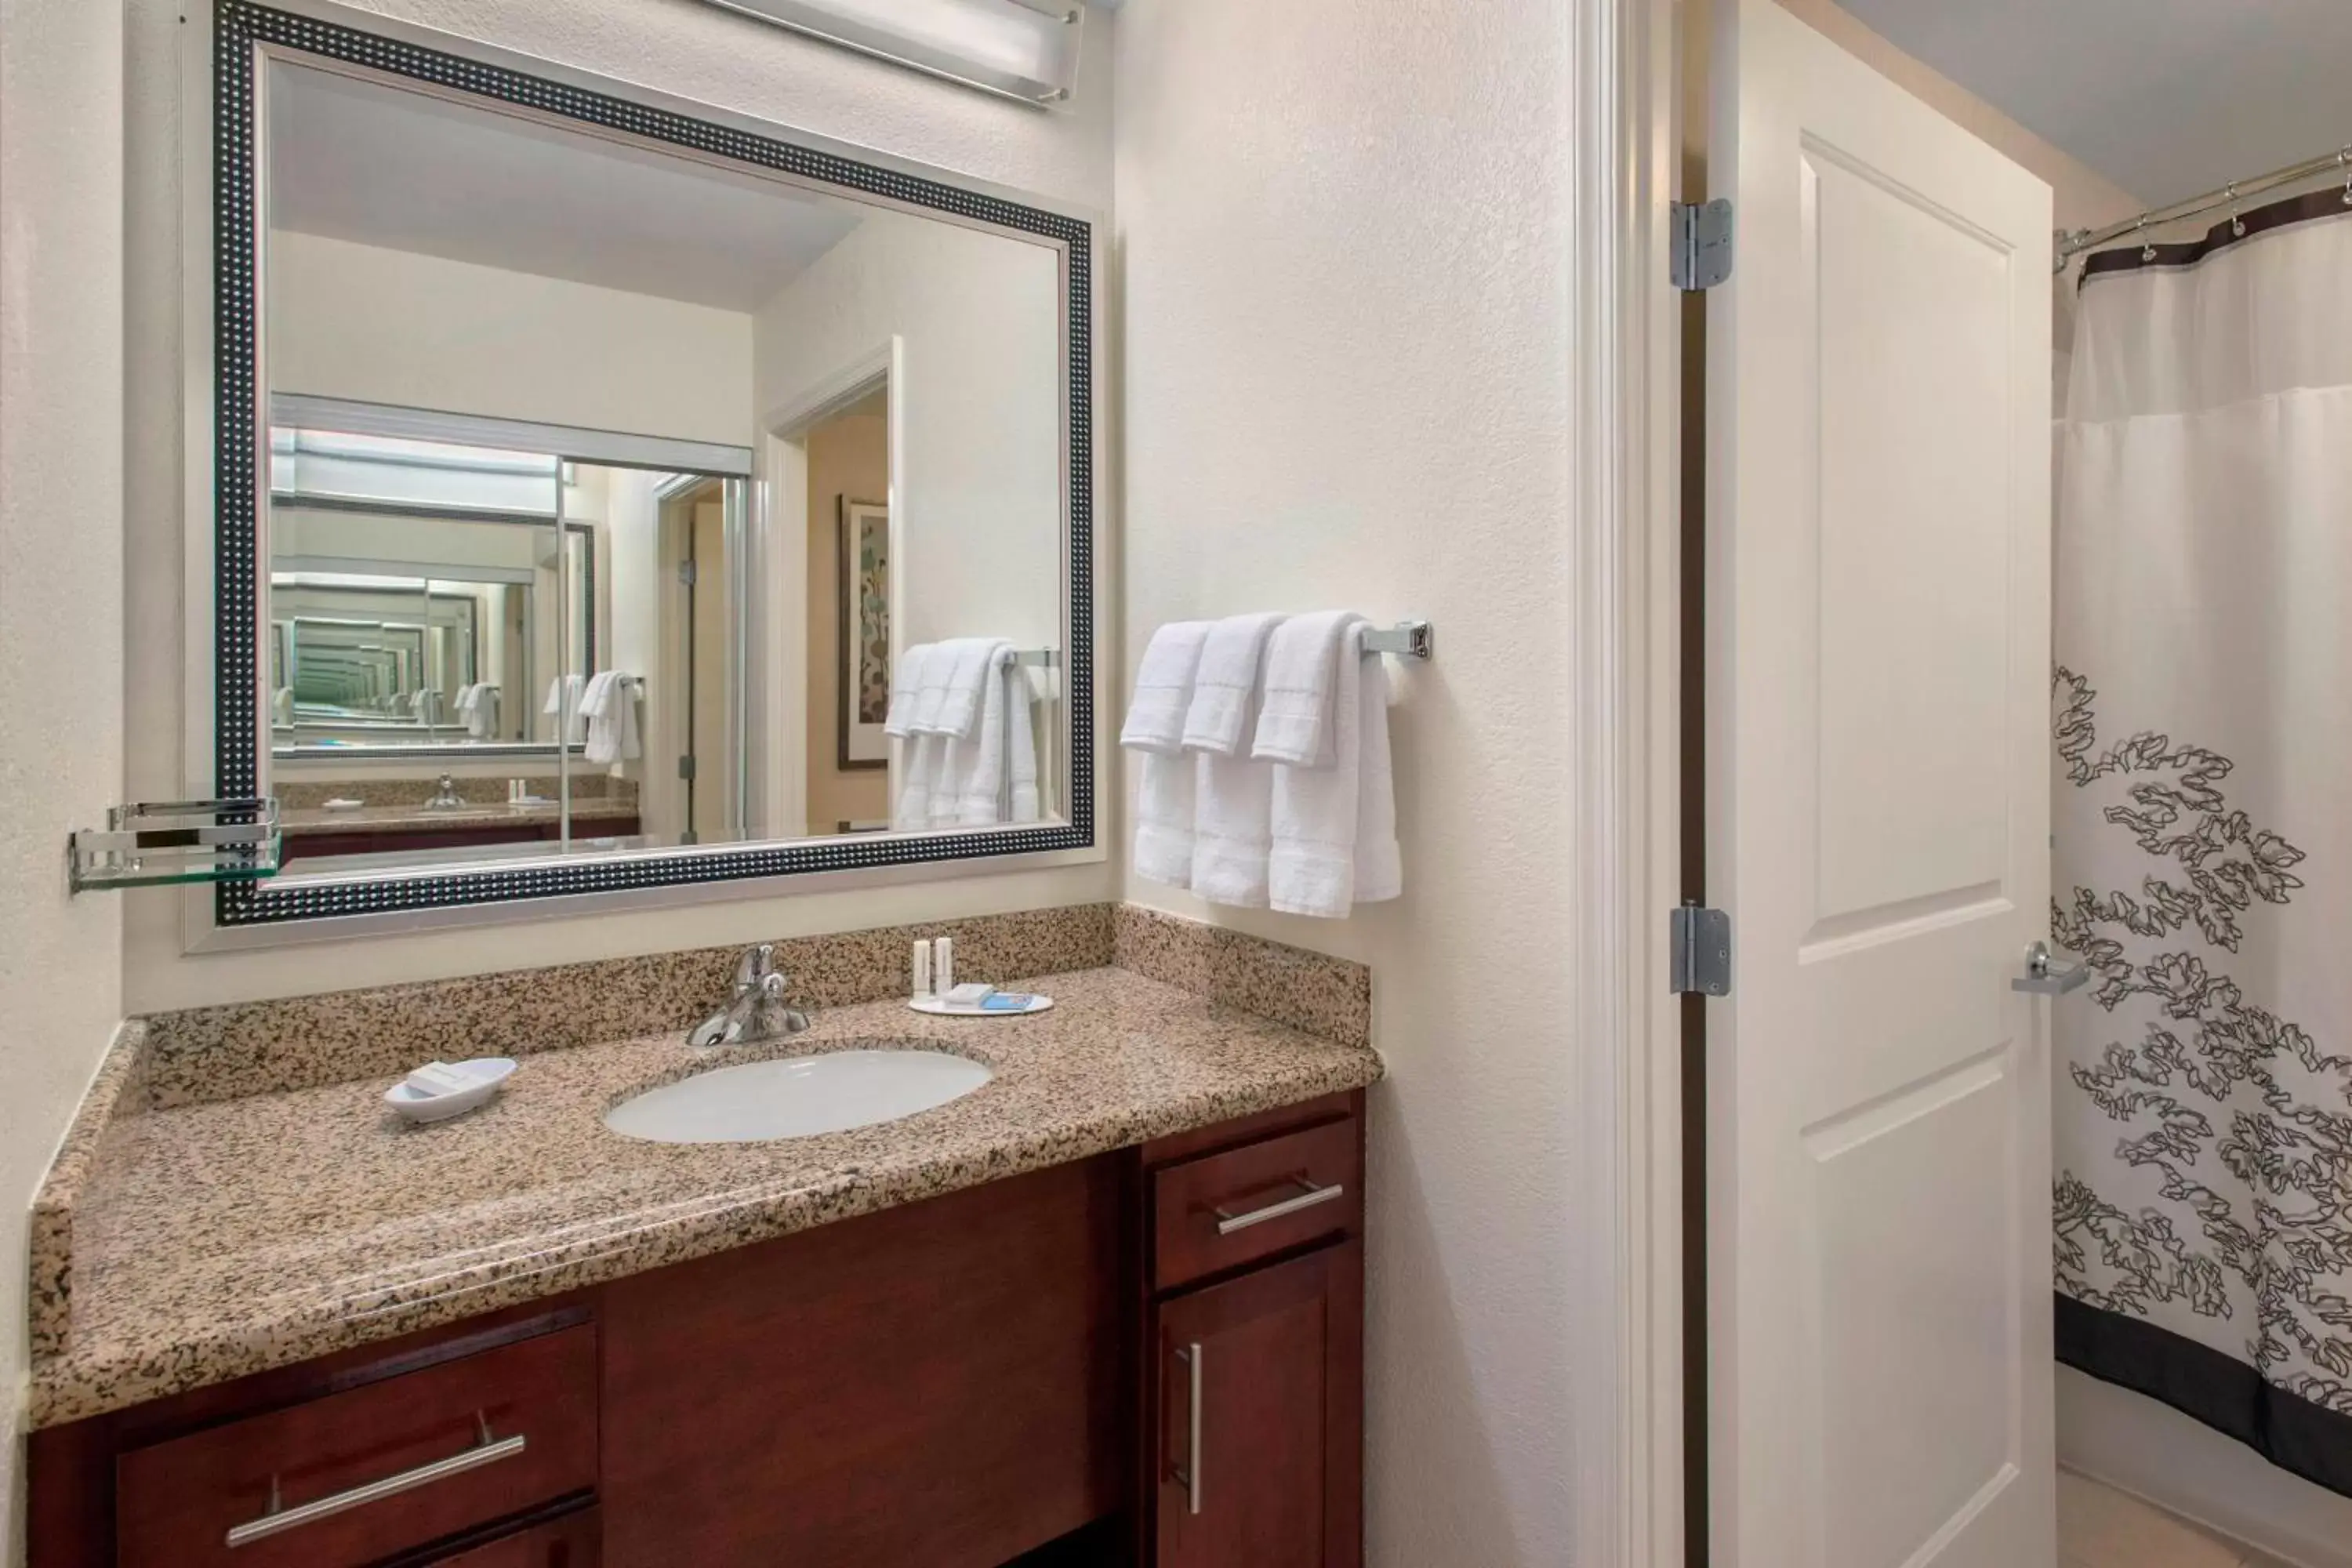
[1572,0,1688,1561]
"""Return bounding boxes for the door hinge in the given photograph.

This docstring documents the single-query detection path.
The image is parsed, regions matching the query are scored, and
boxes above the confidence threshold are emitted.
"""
[1670,901,1731,996]
[677,754,697,781]
[1671,199,1734,291]
[677,558,698,587]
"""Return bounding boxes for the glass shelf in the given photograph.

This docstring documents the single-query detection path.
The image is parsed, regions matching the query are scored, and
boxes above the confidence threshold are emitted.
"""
[69,799,282,892]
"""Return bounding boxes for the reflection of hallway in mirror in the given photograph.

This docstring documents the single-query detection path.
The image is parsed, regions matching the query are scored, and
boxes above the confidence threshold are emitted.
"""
[804,387,891,836]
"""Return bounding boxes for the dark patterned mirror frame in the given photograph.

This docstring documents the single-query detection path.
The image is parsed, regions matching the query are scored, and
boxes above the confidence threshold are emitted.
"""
[209,0,1096,927]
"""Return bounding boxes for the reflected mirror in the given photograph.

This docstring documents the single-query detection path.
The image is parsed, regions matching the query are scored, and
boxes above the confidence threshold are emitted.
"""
[212,8,1097,923]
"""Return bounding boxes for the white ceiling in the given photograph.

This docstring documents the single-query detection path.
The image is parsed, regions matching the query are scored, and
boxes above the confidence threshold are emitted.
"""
[267,64,863,312]
[1838,0,2352,205]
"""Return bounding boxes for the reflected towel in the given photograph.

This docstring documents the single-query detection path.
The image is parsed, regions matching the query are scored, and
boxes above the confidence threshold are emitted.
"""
[884,644,935,739]
[543,673,587,746]
[581,671,641,765]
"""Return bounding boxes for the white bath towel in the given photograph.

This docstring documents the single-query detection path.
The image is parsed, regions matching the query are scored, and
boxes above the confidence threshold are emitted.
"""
[909,637,995,738]
[1253,610,1356,767]
[1122,622,1214,888]
[942,644,1038,826]
[1181,612,1285,755]
[1267,622,1403,916]
[456,682,496,739]
[1121,621,1213,755]
[884,643,935,738]
[894,733,946,831]
[580,671,641,765]
[543,673,587,746]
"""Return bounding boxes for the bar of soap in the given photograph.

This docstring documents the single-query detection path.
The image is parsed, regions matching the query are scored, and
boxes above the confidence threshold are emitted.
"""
[404,1060,479,1097]
[941,982,996,1007]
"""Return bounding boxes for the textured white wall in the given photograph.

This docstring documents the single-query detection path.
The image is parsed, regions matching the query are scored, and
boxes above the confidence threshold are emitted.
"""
[1113,0,1582,1559]
[0,0,128,1556]
[268,231,757,447]
[121,0,1116,1009]
[753,212,1062,654]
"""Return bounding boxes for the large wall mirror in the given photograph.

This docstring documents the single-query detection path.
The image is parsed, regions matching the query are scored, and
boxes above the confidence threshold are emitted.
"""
[203,0,1098,927]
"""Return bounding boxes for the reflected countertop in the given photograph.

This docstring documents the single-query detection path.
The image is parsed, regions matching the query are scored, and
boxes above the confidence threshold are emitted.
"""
[27,967,1381,1427]
[279,796,641,835]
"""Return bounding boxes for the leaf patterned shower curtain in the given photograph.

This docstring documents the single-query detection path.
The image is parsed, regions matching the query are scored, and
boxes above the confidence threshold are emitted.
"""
[2053,195,2352,1494]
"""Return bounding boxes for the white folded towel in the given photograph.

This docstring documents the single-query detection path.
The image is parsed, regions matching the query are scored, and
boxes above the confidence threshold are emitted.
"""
[942,644,1037,826]
[543,673,586,746]
[1121,622,1213,755]
[581,671,641,764]
[1123,622,1214,888]
[456,682,496,739]
[1181,612,1285,755]
[1192,749,1274,907]
[1268,621,1402,916]
[1253,610,1356,767]
[905,637,987,737]
[894,733,946,831]
[884,643,935,738]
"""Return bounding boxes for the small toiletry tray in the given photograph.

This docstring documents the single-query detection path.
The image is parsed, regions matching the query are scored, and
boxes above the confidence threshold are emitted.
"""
[908,996,1054,1018]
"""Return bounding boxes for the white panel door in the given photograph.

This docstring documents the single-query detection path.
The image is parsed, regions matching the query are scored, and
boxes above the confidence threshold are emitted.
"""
[1704,1,2056,1564]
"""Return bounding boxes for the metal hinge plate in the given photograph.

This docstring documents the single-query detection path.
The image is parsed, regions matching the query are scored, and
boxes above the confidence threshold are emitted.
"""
[677,558,699,587]
[1671,199,1734,291]
[1670,902,1731,996]
[677,754,698,781]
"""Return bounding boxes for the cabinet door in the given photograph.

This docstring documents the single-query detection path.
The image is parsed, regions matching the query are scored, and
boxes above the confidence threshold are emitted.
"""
[1153,1240,1362,1568]
[426,1506,598,1566]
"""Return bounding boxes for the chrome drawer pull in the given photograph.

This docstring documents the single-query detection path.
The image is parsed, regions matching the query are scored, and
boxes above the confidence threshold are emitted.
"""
[226,1411,526,1548]
[1171,1341,1204,1516]
[1211,1176,1345,1236]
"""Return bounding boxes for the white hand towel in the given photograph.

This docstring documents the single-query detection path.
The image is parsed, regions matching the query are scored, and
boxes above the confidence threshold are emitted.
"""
[1268,623,1403,916]
[926,637,999,739]
[1132,747,1196,890]
[1181,612,1285,755]
[884,644,935,738]
[1121,621,1213,755]
[894,733,946,831]
[581,672,641,765]
[1191,749,1274,907]
[543,673,586,746]
[941,644,1035,827]
[1253,610,1357,767]
[907,638,967,735]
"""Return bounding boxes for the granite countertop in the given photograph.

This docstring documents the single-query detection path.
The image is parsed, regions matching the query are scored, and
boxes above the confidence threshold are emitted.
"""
[280,797,640,836]
[28,965,1381,1428]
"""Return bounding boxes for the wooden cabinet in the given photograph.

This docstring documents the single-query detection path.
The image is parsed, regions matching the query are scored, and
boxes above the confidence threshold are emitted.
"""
[30,1096,1365,1568]
[422,1506,599,1566]
[1139,1091,1366,1568]
[114,1327,597,1568]
[1152,1244,1364,1568]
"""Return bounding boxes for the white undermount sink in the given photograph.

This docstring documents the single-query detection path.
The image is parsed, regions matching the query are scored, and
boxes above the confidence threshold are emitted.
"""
[603,1047,993,1144]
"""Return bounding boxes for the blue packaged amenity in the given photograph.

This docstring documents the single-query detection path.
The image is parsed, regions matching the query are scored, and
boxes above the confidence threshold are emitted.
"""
[979,992,1035,1011]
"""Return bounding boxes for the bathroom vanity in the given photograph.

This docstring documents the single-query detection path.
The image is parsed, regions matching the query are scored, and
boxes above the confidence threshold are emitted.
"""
[24,927,1378,1568]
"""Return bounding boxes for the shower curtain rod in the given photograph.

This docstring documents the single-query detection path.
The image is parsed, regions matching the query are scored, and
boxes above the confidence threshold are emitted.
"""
[2056,143,2352,269]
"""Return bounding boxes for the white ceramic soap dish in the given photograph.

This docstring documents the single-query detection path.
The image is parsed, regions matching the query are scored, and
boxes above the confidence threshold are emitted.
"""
[909,995,1053,1018]
[384,1057,517,1123]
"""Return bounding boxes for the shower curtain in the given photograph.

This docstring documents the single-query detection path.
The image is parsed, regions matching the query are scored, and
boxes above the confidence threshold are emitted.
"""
[2053,194,2352,1494]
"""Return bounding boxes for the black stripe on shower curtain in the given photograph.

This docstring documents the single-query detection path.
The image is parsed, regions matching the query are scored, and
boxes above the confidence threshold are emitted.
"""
[2057,1293,2352,1499]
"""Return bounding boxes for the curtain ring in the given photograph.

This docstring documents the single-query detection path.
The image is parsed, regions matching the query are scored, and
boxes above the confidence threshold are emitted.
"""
[2227,181,2245,238]
[2137,216,2156,263]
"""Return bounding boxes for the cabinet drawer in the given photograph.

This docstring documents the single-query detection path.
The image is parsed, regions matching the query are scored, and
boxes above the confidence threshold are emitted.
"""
[1153,1114,1361,1292]
[117,1325,597,1568]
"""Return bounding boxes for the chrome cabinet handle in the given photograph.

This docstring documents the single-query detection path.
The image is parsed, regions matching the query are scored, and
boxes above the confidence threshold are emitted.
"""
[1171,1341,1203,1516]
[2012,939,2092,996]
[1211,1176,1346,1236]
[225,1412,526,1548]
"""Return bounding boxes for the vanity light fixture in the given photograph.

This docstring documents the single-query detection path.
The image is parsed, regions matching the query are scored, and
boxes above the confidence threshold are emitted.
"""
[699,0,1084,107]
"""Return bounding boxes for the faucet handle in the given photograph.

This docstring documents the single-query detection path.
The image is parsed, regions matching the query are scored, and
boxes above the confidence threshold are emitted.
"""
[735,943,777,988]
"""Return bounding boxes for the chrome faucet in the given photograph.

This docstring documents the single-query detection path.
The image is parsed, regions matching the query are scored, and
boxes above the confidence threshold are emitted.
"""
[689,944,813,1048]
[423,774,465,810]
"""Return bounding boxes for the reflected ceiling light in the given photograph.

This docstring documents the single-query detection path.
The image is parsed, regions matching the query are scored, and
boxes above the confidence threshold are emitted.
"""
[700,0,1084,107]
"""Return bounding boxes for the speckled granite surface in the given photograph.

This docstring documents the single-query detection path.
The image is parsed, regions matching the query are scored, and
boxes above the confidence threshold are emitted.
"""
[28,943,1378,1428]
[280,796,639,838]
[276,775,630,811]
[140,906,1118,1109]
[1113,905,1371,1050]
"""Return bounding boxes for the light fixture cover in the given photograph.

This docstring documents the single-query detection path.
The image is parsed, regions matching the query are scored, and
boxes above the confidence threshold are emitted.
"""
[703,0,1083,107]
